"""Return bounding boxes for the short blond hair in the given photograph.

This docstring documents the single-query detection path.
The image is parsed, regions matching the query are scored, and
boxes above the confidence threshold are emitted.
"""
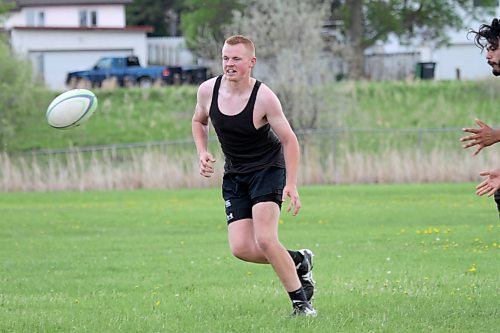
[224,35,255,57]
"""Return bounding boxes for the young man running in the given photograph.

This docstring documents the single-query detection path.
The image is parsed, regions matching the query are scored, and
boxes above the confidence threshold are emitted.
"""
[192,35,316,316]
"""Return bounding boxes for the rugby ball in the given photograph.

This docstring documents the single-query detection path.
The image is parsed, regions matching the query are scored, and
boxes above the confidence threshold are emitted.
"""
[46,89,98,129]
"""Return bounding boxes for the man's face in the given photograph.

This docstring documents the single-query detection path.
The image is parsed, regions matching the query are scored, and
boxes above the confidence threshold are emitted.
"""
[221,43,256,81]
[486,41,500,76]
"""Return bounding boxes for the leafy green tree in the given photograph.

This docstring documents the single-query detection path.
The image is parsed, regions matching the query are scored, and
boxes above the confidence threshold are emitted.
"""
[326,0,497,79]
[0,0,14,14]
[126,0,181,36]
[180,0,242,49]
[0,39,44,151]
[195,0,336,130]
[0,1,44,151]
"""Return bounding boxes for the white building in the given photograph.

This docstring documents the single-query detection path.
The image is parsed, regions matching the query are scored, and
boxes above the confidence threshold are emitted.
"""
[2,0,151,90]
[371,5,500,80]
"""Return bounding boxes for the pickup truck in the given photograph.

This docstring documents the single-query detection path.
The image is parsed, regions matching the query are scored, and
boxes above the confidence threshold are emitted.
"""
[66,56,183,88]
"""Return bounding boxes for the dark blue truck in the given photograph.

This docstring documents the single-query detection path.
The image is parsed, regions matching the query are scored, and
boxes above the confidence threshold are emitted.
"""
[66,56,207,88]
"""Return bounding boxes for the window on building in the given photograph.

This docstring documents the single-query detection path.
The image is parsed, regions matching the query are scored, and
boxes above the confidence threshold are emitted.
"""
[38,11,45,26]
[79,10,98,27]
[26,10,45,26]
[90,11,97,26]
[26,10,34,26]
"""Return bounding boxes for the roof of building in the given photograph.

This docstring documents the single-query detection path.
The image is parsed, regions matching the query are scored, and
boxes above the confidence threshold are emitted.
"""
[13,0,132,7]
[11,25,152,32]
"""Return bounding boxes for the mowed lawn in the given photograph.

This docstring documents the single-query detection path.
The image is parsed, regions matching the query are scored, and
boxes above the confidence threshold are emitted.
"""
[0,183,498,333]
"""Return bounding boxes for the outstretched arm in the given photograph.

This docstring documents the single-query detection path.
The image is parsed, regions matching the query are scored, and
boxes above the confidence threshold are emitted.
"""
[461,119,500,155]
[476,169,500,197]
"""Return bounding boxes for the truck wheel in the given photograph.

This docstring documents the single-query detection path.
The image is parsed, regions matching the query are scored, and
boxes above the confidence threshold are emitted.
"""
[68,77,92,89]
[67,77,80,89]
[123,76,135,88]
[79,78,92,89]
[138,77,153,88]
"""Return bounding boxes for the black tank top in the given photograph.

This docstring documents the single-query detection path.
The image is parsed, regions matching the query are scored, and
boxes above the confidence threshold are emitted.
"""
[209,75,285,174]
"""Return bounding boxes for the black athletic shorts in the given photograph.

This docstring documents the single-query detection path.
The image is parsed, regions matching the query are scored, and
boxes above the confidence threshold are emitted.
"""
[495,190,500,218]
[222,166,285,224]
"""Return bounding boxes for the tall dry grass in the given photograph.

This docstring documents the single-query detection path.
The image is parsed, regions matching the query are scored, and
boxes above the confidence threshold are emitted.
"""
[301,148,500,184]
[1,146,498,192]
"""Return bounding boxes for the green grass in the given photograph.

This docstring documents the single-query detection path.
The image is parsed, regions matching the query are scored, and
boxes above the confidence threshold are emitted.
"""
[4,87,197,152]
[0,183,498,332]
[3,79,500,152]
[345,79,500,128]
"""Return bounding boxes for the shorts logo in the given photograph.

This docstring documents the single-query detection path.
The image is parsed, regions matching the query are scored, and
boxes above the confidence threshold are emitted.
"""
[225,200,231,208]
[226,213,233,222]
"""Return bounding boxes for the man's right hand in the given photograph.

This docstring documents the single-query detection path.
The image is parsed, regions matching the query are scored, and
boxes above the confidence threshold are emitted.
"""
[461,119,500,155]
[476,168,500,197]
[199,152,216,178]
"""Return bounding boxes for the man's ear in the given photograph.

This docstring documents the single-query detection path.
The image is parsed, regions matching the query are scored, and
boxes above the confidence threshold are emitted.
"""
[250,57,257,68]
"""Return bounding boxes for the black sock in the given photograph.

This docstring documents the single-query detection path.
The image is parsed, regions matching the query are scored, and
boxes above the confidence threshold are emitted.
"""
[288,287,308,303]
[287,250,303,267]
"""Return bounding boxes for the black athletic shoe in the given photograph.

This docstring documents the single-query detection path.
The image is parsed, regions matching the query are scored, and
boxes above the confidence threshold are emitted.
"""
[297,249,316,302]
[291,301,317,317]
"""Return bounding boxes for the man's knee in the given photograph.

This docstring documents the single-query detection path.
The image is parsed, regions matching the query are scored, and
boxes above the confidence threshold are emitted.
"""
[255,235,278,253]
[229,241,253,260]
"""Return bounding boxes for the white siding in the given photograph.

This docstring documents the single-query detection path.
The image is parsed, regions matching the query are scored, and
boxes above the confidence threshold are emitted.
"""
[4,5,125,28]
[147,37,195,66]
[433,43,492,80]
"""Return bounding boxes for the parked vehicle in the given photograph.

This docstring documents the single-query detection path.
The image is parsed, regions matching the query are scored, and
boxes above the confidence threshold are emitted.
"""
[66,56,182,88]
[180,65,209,85]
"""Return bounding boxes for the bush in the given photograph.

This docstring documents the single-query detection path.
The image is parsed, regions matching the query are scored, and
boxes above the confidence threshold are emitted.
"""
[0,37,46,151]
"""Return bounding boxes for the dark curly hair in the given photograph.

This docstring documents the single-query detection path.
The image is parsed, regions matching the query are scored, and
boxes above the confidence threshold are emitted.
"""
[469,18,500,51]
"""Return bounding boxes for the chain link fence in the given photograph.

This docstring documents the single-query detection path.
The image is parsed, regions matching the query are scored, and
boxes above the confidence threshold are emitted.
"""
[2,127,498,191]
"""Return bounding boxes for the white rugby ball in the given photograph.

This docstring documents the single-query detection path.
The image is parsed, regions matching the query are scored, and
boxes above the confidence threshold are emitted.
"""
[46,89,98,129]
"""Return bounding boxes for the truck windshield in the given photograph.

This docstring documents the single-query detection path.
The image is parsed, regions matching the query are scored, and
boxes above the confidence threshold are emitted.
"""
[95,58,112,69]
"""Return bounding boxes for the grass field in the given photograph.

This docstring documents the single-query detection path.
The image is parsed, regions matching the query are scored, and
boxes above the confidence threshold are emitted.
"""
[0,183,498,332]
[3,80,500,152]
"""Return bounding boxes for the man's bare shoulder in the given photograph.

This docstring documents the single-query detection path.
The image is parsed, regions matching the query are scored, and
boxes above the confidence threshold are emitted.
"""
[256,82,282,111]
[195,77,218,117]
[198,76,218,100]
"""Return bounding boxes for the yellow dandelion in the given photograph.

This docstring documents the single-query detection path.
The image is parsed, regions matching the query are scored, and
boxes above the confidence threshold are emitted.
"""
[155,300,161,306]
[467,264,477,273]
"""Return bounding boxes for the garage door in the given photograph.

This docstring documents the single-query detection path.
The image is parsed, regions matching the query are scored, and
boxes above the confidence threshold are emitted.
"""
[30,49,133,91]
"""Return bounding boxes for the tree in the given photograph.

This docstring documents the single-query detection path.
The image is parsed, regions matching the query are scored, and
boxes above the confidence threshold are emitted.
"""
[0,0,14,14]
[345,0,364,80]
[327,0,497,79]
[195,0,337,130]
[126,0,181,36]
[0,2,47,150]
[180,0,242,49]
